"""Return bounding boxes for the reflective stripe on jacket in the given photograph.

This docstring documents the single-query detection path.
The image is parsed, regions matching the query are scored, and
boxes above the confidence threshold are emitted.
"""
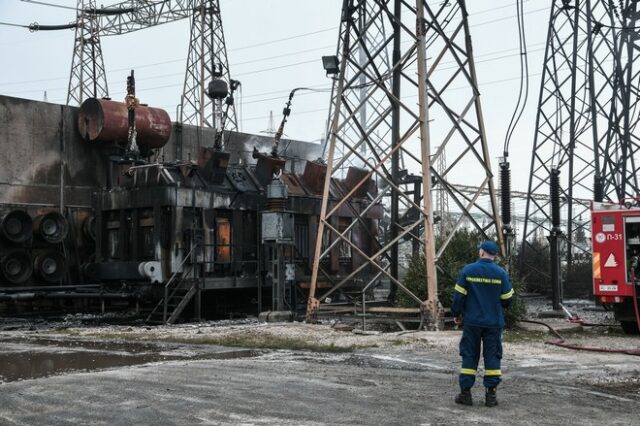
[451,258,513,328]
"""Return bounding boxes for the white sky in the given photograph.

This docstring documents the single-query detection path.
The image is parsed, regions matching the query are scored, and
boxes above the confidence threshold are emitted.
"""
[0,0,551,202]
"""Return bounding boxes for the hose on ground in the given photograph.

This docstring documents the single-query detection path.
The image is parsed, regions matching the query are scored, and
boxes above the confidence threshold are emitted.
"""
[520,319,640,356]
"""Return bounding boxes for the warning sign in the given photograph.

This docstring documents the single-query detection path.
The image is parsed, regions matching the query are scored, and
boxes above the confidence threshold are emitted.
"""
[604,253,618,268]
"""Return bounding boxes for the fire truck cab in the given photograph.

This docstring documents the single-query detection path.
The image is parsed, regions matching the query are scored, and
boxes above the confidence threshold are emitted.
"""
[591,201,640,333]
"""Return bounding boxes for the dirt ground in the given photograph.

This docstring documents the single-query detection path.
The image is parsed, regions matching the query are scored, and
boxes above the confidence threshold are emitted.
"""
[0,300,639,425]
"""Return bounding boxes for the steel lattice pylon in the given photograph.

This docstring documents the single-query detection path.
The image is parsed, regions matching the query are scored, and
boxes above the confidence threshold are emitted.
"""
[597,0,640,201]
[306,0,503,328]
[521,0,640,276]
[322,0,392,172]
[67,0,109,105]
[64,0,237,135]
[180,0,237,131]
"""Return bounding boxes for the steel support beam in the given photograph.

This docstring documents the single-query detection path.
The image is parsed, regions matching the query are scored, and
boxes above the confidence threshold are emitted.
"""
[67,0,109,105]
[180,0,238,131]
[522,0,640,279]
[64,1,238,134]
[307,0,503,329]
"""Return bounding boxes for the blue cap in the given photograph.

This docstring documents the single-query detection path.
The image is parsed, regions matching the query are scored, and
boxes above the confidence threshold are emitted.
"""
[479,240,498,255]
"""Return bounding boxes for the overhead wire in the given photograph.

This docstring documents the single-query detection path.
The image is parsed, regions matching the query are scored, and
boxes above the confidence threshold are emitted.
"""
[238,70,546,124]
[6,38,546,99]
[0,21,31,28]
[19,0,77,11]
[40,67,548,122]
[0,38,546,89]
[503,0,530,157]
[0,2,549,88]
[5,0,553,138]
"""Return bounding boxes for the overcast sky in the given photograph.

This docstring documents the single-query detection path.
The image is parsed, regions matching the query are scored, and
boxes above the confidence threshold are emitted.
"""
[0,0,551,201]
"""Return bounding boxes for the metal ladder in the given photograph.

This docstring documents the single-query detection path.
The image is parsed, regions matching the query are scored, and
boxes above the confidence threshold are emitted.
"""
[145,245,200,325]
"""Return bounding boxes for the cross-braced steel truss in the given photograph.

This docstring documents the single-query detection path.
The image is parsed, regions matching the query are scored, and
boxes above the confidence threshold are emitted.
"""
[67,0,109,105]
[322,0,392,173]
[180,0,237,131]
[597,0,640,201]
[307,0,503,328]
[65,0,237,136]
[521,0,640,276]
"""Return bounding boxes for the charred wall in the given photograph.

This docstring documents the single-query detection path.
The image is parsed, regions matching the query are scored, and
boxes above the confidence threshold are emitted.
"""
[0,95,322,206]
[165,127,321,175]
[0,95,103,207]
[0,95,323,291]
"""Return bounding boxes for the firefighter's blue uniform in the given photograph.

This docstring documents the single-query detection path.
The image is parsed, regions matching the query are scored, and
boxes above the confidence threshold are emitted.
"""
[451,251,513,390]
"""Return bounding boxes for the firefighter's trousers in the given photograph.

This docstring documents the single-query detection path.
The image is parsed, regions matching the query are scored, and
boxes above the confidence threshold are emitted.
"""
[459,324,503,389]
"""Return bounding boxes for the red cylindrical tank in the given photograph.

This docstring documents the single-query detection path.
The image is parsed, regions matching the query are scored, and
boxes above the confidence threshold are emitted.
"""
[78,98,172,149]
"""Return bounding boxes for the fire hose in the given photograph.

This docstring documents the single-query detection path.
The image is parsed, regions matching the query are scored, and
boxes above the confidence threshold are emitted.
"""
[519,319,640,356]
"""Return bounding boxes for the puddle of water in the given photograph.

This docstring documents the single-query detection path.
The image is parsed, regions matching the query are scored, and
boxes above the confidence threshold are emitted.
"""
[0,338,259,384]
[0,351,174,383]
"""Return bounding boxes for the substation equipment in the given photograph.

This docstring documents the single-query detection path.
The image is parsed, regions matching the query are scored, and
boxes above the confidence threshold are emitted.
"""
[0,88,383,323]
[2,0,514,326]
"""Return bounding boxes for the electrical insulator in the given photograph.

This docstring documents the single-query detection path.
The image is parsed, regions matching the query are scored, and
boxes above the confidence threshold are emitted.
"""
[593,175,604,202]
[550,168,561,228]
[500,161,511,225]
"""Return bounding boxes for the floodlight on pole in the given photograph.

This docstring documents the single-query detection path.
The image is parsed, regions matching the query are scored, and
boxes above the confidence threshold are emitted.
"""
[321,55,339,75]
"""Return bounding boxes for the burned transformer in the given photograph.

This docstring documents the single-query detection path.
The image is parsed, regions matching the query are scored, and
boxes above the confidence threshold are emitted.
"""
[0,73,383,322]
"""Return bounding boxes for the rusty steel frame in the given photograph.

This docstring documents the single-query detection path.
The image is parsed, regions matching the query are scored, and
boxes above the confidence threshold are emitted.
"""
[307,0,503,329]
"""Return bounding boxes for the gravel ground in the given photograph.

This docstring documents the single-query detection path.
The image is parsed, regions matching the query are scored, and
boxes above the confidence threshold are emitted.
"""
[0,298,639,425]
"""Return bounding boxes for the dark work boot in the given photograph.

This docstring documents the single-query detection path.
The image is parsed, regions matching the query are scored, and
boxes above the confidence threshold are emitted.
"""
[485,387,498,407]
[455,388,473,406]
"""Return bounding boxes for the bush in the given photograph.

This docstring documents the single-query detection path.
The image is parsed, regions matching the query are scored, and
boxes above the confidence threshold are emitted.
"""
[396,254,427,307]
[398,228,526,327]
[504,277,526,327]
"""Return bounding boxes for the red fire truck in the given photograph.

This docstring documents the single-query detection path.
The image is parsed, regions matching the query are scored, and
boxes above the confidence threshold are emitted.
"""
[592,201,640,333]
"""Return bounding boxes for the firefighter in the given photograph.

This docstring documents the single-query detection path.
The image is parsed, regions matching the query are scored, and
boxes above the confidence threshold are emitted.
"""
[451,240,514,407]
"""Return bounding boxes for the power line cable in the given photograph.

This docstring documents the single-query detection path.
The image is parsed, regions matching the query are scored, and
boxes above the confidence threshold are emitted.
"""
[227,26,339,52]
[0,38,545,88]
[1,41,549,101]
[503,0,530,157]
[474,0,532,16]
[472,6,549,28]
[44,67,547,122]
[0,21,31,28]
[1,2,549,83]
[19,0,77,11]
[237,71,546,123]
[5,2,553,121]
